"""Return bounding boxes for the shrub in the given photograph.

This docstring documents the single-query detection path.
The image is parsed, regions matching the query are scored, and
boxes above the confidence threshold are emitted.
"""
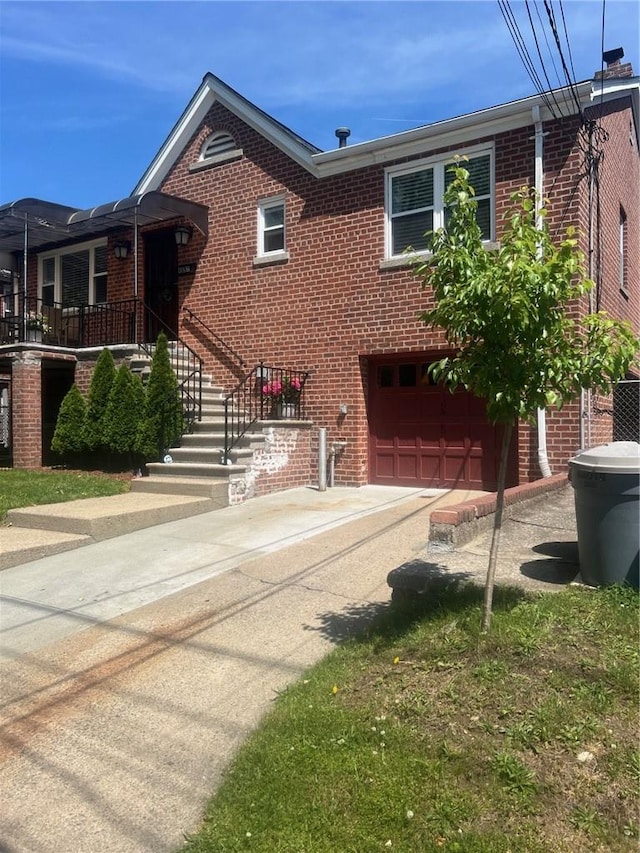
[136,333,183,460]
[51,384,87,459]
[83,348,116,454]
[103,364,145,466]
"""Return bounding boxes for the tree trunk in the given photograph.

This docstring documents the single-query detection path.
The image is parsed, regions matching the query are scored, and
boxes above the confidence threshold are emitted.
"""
[481,419,514,633]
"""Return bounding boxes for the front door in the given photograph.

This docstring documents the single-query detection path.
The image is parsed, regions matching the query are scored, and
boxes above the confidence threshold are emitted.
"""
[144,231,178,341]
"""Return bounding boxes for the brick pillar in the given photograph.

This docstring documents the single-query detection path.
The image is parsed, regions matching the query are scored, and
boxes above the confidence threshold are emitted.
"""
[12,352,42,468]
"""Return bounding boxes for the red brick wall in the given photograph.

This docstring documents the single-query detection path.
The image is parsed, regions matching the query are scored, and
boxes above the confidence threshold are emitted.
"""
[15,94,637,485]
[12,353,42,467]
[157,100,634,486]
[229,422,312,503]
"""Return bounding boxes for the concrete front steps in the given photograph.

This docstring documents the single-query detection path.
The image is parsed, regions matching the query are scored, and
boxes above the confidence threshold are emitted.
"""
[2,491,227,571]
[133,370,266,500]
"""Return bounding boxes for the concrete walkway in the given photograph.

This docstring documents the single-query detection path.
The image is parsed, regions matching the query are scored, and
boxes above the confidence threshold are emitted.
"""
[0,483,578,853]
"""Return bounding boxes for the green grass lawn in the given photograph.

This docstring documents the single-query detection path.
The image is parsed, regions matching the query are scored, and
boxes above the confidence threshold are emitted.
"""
[0,468,130,519]
[180,583,639,853]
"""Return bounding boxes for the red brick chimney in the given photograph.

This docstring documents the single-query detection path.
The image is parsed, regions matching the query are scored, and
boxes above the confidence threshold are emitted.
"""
[594,47,634,80]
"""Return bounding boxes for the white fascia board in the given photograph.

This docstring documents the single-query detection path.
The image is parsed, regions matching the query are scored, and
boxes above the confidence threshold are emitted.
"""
[313,84,592,178]
[207,84,317,175]
[134,84,213,195]
[134,77,318,195]
[590,76,640,148]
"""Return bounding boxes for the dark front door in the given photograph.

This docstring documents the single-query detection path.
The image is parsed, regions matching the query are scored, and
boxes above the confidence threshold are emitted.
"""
[144,231,178,341]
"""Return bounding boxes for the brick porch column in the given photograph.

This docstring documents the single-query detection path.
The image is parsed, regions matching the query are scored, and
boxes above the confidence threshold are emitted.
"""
[12,352,42,468]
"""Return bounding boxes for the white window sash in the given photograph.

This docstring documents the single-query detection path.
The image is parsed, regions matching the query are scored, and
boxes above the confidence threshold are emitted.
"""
[257,196,286,256]
[385,144,494,258]
[38,239,108,307]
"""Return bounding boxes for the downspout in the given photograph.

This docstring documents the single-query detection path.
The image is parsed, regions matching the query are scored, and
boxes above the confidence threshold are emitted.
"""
[533,105,552,478]
[582,122,597,450]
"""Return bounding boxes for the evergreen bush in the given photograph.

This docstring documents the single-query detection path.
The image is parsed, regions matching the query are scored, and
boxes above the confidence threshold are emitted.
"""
[136,333,183,460]
[104,364,145,467]
[83,348,116,455]
[51,384,87,460]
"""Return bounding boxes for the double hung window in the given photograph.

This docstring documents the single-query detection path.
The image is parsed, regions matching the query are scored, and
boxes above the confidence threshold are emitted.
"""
[386,148,493,257]
[39,241,108,307]
[257,197,286,256]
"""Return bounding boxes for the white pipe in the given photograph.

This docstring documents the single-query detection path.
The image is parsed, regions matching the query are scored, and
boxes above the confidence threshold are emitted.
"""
[318,428,327,491]
[533,105,552,478]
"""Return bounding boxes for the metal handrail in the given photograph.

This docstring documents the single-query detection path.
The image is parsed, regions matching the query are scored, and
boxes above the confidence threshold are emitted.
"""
[223,363,309,463]
[138,303,203,435]
[181,306,247,369]
[7,295,138,347]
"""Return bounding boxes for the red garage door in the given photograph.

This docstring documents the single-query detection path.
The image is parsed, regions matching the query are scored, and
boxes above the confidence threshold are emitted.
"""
[368,356,517,491]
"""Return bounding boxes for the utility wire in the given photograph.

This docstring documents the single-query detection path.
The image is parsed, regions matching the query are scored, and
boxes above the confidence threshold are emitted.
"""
[525,0,565,116]
[543,0,584,117]
[498,0,559,118]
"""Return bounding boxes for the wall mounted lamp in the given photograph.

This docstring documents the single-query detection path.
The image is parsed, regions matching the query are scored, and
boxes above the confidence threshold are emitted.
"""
[114,240,130,260]
[174,225,192,246]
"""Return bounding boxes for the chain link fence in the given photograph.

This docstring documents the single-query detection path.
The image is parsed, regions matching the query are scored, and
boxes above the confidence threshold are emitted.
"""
[584,380,639,449]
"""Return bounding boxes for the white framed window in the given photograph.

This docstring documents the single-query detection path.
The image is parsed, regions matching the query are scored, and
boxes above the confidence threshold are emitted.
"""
[619,206,627,294]
[38,239,108,308]
[385,146,494,258]
[257,196,286,257]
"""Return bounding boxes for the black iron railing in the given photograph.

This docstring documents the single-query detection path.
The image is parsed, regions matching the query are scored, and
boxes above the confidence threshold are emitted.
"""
[138,303,203,435]
[223,363,309,463]
[1,295,138,347]
[181,307,247,370]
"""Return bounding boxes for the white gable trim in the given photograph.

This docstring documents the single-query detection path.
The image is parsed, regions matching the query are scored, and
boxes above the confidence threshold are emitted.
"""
[134,75,318,194]
[134,75,639,195]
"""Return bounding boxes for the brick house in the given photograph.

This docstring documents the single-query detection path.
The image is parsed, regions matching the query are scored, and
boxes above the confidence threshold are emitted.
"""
[0,54,638,498]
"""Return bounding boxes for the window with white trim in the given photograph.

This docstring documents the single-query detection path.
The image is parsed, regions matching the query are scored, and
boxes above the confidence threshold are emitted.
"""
[386,149,493,257]
[38,240,108,307]
[257,197,286,256]
[619,206,627,294]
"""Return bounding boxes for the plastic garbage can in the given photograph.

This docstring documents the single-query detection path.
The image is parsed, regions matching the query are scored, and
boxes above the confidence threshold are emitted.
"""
[568,441,640,589]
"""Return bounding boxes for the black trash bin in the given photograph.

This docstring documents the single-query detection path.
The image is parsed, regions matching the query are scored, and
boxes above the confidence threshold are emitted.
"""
[569,441,640,589]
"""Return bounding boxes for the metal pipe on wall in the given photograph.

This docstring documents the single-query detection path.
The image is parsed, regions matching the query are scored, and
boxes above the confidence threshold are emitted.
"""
[318,428,327,491]
[533,105,552,478]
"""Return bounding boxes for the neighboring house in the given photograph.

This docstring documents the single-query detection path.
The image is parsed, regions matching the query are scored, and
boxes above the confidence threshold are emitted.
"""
[0,51,638,496]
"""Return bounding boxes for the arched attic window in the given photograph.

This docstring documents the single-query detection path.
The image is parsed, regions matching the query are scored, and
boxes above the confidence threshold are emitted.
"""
[190,130,243,173]
[200,131,236,160]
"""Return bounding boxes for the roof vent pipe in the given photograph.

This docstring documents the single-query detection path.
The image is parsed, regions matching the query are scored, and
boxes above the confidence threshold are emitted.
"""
[335,127,351,148]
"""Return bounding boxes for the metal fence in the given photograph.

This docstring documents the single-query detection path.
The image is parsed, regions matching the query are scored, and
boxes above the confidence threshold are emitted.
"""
[584,379,640,448]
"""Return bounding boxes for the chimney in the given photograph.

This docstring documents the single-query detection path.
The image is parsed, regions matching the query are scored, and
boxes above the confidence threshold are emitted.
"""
[595,47,634,80]
[335,127,351,148]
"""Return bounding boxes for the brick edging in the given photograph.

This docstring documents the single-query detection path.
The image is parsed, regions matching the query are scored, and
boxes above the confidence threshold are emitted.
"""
[428,473,569,551]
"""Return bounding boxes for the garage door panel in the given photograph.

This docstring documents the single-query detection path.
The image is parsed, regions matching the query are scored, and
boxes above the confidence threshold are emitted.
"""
[397,453,419,479]
[374,453,396,479]
[369,355,516,490]
[420,452,442,482]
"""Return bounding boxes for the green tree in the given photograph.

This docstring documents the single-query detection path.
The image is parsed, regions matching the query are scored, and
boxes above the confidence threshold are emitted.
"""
[83,347,116,456]
[103,364,145,467]
[51,384,87,460]
[136,332,183,461]
[414,163,638,631]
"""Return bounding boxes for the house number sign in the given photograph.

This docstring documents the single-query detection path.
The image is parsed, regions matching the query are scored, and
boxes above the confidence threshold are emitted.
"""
[178,263,197,275]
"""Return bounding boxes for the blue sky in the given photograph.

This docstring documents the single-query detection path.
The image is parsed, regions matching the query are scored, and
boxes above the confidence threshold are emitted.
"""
[1,0,638,208]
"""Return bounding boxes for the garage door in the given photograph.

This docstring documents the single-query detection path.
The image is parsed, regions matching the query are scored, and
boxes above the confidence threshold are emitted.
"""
[368,356,517,491]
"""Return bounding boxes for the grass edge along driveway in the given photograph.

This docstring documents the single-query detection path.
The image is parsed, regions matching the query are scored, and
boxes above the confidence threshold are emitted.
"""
[0,468,130,520]
[180,582,638,853]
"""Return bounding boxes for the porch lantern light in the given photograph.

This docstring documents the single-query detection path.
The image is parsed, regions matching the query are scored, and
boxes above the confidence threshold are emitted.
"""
[174,225,192,246]
[114,240,130,260]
